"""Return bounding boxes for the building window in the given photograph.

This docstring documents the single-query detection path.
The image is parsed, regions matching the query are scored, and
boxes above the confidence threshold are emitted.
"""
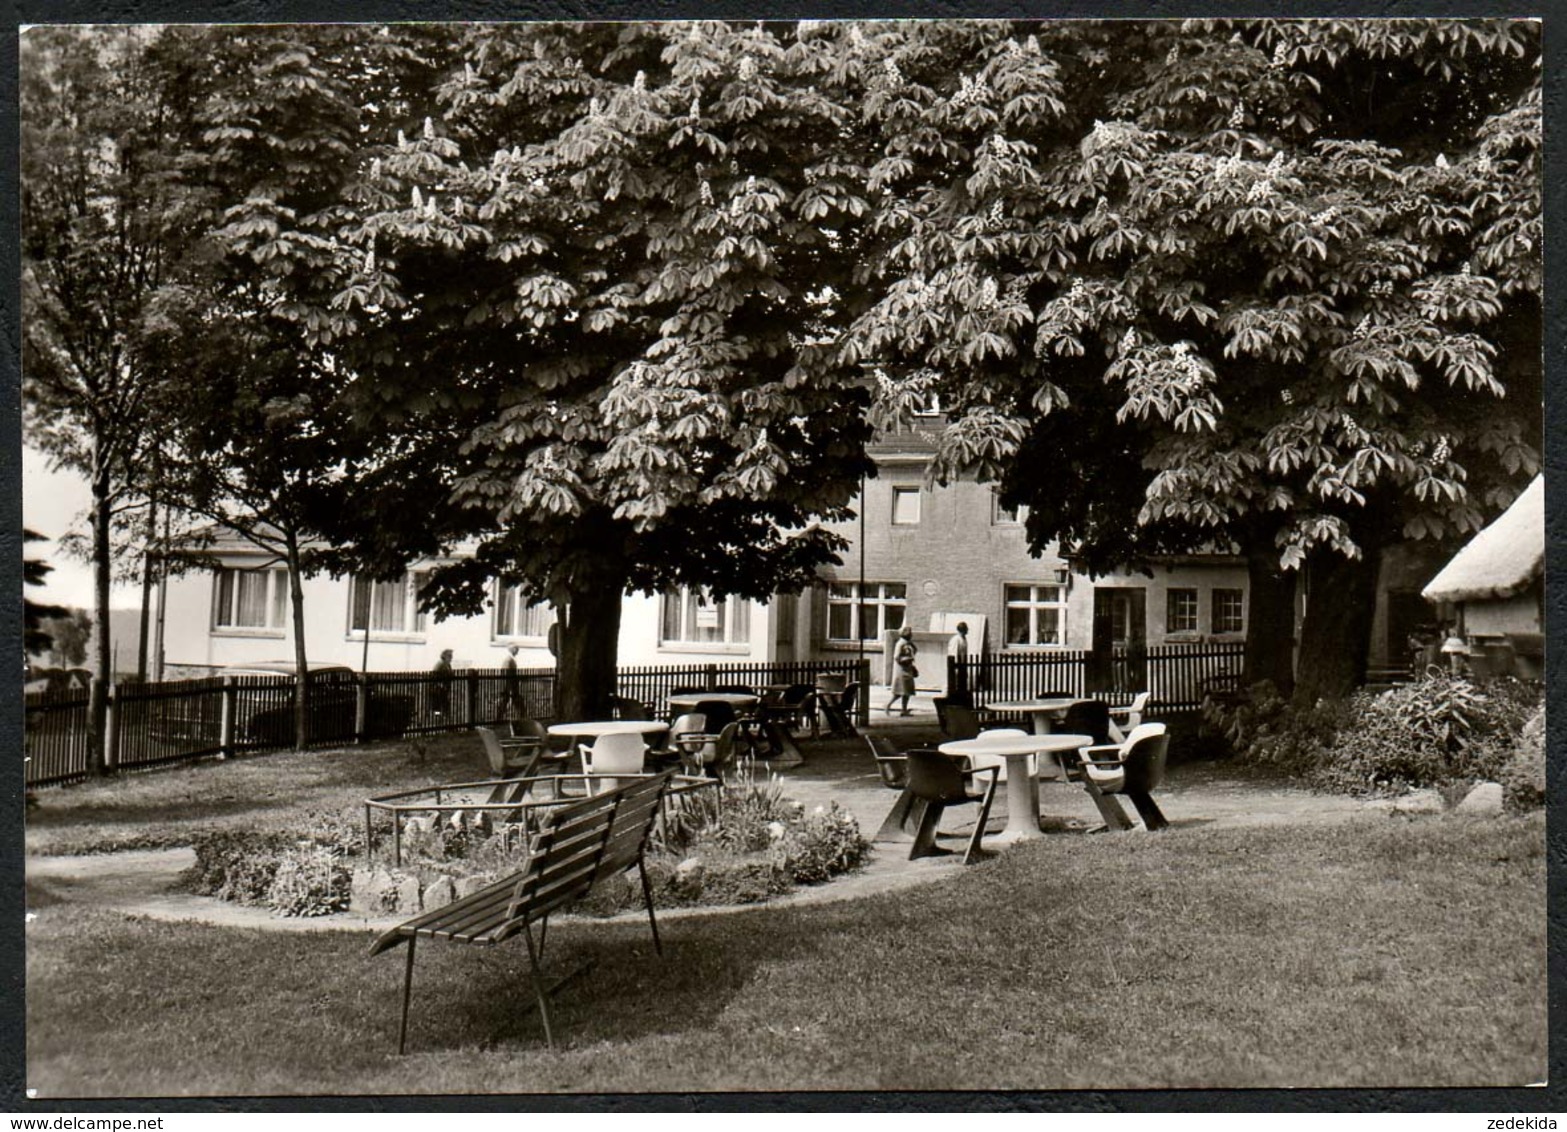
[891,486,922,526]
[212,567,287,631]
[993,495,1030,525]
[1167,588,1199,634]
[348,573,428,637]
[827,581,907,642]
[1004,584,1067,646]
[660,588,750,646]
[494,582,554,641]
[1213,588,1245,634]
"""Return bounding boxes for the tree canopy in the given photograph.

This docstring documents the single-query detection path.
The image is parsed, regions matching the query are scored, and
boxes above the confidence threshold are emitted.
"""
[24,19,1542,718]
[840,19,1541,697]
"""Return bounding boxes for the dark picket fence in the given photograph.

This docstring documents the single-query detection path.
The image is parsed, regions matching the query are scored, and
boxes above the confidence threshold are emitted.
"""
[23,689,93,787]
[615,659,867,721]
[24,659,867,789]
[951,641,1245,716]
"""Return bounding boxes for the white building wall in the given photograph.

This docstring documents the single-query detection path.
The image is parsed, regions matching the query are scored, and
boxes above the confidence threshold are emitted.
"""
[159,555,774,677]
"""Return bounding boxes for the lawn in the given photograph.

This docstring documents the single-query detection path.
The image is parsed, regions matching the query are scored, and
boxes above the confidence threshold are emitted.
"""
[25,733,487,856]
[26,809,1546,1095]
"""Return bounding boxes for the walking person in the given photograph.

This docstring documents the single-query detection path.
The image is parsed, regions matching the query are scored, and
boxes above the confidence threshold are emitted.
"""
[887,626,918,716]
[500,643,521,721]
[431,648,454,722]
[947,621,971,700]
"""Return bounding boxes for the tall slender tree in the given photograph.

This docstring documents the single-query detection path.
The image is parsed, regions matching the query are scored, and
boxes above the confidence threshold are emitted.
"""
[21,26,205,769]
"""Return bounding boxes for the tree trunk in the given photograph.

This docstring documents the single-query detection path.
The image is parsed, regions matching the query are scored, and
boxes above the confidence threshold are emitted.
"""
[553,582,623,722]
[284,532,311,751]
[135,493,157,682]
[87,473,112,776]
[1243,543,1298,696]
[1291,545,1382,706]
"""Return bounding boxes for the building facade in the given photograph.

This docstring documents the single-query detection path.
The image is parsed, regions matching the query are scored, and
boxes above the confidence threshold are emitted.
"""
[796,421,1251,688]
[157,529,783,678]
[157,424,1259,686]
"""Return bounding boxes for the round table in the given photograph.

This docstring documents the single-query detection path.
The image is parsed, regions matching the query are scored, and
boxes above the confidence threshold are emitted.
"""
[938,732,1092,842]
[547,720,669,739]
[665,692,760,712]
[986,697,1080,735]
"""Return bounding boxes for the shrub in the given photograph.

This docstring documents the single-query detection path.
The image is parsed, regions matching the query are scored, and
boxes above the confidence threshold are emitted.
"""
[1499,706,1547,813]
[1314,674,1542,794]
[1210,673,1543,796]
[184,830,294,905]
[781,803,870,885]
[266,843,352,917]
[186,805,367,916]
[1205,681,1353,777]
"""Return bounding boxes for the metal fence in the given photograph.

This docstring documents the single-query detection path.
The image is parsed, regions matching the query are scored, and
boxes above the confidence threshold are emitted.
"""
[23,659,868,789]
[952,641,1246,716]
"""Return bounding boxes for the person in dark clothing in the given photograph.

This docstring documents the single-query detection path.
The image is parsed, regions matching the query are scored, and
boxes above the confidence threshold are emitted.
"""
[501,644,521,720]
[431,649,454,719]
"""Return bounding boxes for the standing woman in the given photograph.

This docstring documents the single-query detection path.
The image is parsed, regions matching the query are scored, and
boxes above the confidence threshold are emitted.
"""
[888,626,918,716]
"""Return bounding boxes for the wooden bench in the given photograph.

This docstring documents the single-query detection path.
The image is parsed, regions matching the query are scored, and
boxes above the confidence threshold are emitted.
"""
[369,770,675,1053]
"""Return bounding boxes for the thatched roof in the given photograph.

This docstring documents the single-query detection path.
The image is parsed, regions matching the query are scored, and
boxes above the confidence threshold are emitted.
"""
[1422,476,1544,603]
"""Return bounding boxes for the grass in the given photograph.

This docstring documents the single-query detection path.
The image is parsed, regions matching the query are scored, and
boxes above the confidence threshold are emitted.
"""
[25,733,486,856]
[26,810,1546,1095]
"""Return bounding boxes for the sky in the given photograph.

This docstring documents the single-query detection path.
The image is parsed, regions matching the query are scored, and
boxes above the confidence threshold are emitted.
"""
[23,444,143,611]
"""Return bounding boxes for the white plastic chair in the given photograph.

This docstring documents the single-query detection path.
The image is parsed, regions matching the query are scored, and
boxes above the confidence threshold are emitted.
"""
[1106,691,1151,732]
[580,732,647,793]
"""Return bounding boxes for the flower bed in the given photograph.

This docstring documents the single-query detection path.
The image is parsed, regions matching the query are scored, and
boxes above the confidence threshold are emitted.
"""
[182,772,870,918]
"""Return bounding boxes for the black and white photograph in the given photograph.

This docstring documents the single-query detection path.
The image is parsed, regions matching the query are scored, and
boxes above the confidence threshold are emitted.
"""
[16,15,1550,1101]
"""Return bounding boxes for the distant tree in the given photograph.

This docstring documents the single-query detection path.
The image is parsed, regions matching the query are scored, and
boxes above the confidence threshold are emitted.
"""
[845,19,1541,701]
[39,610,94,669]
[22,26,206,770]
[23,530,71,658]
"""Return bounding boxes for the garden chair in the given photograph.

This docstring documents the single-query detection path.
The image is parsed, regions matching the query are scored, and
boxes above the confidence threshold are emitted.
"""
[819,681,860,736]
[693,699,738,735]
[648,713,707,768]
[1077,723,1171,832]
[778,683,818,735]
[510,717,572,794]
[932,693,973,735]
[579,731,648,794]
[610,694,652,721]
[903,748,1000,865]
[477,725,544,778]
[941,703,984,740]
[684,720,741,779]
[1104,691,1150,733]
[1058,700,1123,777]
[864,732,908,789]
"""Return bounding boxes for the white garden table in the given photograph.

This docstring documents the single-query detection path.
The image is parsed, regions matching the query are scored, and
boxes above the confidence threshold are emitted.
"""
[938,732,1092,842]
[985,697,1080,735]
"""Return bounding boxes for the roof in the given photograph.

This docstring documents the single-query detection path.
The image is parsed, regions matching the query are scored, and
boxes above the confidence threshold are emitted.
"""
[1421,476,1544,603]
